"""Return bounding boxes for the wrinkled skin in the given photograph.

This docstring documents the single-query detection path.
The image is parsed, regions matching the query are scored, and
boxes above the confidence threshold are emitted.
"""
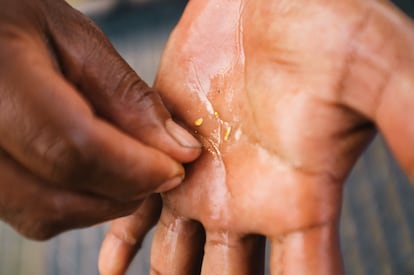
[0,0,201,241]
[99,0,414,274]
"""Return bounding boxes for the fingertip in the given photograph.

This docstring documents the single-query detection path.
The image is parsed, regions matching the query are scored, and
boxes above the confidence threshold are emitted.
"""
[165,119,202,149]
[84,118,186,200]
[99,233,130,275]
[140,118,203,164]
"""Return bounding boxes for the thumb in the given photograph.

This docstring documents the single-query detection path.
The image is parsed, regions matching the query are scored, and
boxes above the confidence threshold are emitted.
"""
[42,0,201,163]
[338,2,414,185]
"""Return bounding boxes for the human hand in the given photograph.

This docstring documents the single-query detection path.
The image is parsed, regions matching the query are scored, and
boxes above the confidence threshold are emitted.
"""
[0,0,201,241]
[99,0,414,274]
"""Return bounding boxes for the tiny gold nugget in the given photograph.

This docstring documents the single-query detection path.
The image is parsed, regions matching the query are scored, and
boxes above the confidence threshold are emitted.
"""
[194,118,204,127]
[224,126,232,141]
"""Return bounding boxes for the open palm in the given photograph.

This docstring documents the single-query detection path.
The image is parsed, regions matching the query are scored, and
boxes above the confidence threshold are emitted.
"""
[99,0,414,274]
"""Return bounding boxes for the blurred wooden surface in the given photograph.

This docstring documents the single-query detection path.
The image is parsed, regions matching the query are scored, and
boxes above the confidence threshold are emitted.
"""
[1,1,414,274]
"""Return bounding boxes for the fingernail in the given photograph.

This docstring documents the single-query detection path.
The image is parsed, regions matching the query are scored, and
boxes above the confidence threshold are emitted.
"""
[156,176,184,193]
[165,119,202,148]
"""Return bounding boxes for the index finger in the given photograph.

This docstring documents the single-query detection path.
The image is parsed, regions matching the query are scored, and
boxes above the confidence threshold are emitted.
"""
[0,42,184,201]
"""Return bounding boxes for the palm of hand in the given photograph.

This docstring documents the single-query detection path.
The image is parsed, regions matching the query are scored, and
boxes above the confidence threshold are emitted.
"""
[151,0,390,274]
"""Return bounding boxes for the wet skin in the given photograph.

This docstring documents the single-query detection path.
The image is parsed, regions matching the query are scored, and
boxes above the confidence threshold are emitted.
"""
[99,0,414,274]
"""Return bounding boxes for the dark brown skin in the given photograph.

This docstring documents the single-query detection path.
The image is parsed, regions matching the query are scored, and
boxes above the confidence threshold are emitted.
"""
[98,0,414,274]
[0,0,201,241]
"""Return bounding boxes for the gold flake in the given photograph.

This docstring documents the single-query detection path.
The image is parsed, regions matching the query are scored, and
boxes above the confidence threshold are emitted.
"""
[194,118,204,127]
[224,126,232,141]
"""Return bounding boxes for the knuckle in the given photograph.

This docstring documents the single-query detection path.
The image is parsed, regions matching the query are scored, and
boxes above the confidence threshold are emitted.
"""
[108,229,140,247]
[110,70,167,133]
[205,231,241,249]
[56,130,98,184]
[35,127,98,185]
[115,70,157,110]
[0,33,27,64]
